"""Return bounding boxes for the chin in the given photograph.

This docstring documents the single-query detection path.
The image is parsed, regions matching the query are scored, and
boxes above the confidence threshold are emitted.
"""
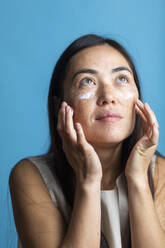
[87,134,125,147]
[84,125,134,145]
[89,140,123,149]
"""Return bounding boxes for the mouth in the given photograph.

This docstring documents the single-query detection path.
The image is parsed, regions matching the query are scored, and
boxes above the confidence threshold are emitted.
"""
[96,111,123,122]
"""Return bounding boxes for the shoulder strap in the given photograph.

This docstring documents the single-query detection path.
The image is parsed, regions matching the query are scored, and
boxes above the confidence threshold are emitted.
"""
[27,156,71,222]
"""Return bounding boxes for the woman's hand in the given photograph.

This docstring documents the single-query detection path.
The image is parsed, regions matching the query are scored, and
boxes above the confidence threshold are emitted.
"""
[57,101,102,185]
[125,99,159,180]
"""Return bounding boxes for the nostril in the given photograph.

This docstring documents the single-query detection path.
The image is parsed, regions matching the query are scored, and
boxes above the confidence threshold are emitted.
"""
[98,97,116,105]
[97,91,116,104]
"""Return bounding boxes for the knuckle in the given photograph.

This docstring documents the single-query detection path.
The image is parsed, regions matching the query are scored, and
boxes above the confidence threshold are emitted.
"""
[77,141,83,150]
[62,144,67,153]
[78,144,90,155]
[77,142,86,154]
[65,128,71,137]
[59,107,63,113]
[57,125,63,133]
[56,123,61,130]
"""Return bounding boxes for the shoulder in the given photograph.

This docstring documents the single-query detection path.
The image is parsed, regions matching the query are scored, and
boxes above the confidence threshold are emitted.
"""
[9,158,50,195]
[153,154,165,231]
[9,158,67,248]
[9,157,54,207]
[154,155,165,191]
[156,154,165,168]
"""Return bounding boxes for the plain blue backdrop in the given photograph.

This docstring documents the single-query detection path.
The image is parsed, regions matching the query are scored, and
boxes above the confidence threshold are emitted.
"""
[1,0,164,247]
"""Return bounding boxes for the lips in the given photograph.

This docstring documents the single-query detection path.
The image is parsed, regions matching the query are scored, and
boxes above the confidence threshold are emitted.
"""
[96,111,123,120]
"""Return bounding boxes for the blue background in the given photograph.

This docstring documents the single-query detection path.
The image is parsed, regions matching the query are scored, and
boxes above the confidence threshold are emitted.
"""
[1,0,164,247]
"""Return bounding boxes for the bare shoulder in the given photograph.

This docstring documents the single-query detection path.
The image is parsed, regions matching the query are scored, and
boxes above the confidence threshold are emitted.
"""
[9,158,51,195]
[154,155,165,189]
[9,158,67,248]
[156,155,165,168]
[154,155,165,231]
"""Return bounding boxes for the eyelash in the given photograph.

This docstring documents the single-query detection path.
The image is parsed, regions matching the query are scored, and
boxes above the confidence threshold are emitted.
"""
[116,75,129,84]
[79,75,129,86]
[80,77,95,86]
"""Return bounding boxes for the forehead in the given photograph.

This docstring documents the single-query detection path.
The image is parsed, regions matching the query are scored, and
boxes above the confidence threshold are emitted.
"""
[66,44,131,76]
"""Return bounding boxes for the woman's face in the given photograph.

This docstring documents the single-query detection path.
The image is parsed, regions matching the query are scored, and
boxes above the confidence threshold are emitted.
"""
[63,44,139,148]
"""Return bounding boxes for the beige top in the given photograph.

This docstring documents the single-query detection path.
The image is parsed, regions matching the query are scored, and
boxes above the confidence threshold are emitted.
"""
[17,154,157,248]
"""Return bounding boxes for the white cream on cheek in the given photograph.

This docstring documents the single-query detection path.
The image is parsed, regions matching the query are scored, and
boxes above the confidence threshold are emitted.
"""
[123,91,135,100]
[78,92,95,99]
[76,89,136,101]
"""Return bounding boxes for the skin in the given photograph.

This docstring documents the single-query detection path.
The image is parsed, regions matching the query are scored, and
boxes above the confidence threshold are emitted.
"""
[63,44,139,145]
[62,44,140,189]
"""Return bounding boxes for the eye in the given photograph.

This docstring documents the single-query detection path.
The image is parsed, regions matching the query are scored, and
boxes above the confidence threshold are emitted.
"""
[80,78,95,86]
[116,75,128,84]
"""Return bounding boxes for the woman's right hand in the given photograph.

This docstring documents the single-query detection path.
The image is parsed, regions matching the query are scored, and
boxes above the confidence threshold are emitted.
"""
[57,101,103,186]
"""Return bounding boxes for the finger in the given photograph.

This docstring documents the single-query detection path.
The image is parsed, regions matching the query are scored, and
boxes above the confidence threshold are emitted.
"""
[150,123,159,145]
[61,101,67,128]
[136,100,159,128]
[147,124,152,139]
[136,100,149,126]
[57,101,66,138]
[136,99,148,118]
[136,100,159,140]
[57,102,63,129]
[144,103,159,128]
[145,115,159,145]
[65,104,77,142]
[135,102,148,134]
[74,122,89,149]
[135,104,147,123]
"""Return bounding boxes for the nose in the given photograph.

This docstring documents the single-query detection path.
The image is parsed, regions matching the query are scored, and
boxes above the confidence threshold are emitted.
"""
[97,85,117,106]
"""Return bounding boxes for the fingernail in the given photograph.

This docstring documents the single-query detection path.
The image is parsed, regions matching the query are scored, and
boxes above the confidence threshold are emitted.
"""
[61,101,66,108]
[66,106,70,112]
[137,99,143,104]
[75,123,80,129]
[145,103,151,109]
[153,123,157,130]
[154,123,159,129]
[70,107,73,114]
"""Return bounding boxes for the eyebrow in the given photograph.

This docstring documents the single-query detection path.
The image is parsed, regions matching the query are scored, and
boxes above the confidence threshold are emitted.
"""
[72,66,132,81]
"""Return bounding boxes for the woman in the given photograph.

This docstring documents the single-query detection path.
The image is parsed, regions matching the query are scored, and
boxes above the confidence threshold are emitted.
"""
[9,34,165,248]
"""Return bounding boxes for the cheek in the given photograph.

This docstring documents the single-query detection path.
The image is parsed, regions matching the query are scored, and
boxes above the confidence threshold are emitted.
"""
[124,91,137,101]
[71,90,95,108]
[124,91,138,129]
[66,89,95,105]
[120,89,139,108]
[120,90,138,123]
[72,94,95,123]
[77,91,95,100]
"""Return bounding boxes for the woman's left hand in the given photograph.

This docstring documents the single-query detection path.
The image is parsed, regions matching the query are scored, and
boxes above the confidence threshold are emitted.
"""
[125,99,159,180]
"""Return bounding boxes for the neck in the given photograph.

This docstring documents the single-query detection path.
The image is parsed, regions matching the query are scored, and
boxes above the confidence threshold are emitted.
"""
[93,142,123,190]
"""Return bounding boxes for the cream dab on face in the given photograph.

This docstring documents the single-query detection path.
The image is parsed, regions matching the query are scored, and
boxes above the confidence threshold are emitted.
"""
[123,91,136,100]
[77,90,136,101]
[78,92,95,99]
